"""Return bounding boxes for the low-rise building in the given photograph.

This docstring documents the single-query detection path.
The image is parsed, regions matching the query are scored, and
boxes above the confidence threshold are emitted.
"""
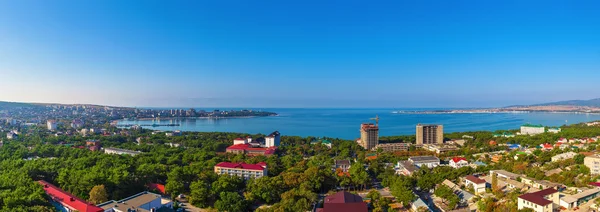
[265,131,281,147]
[559,187,600,209]
[47,120,58,131]
[449,157,468,169]
[334,160,351,173]
[316,191,367,212]
[491,154,504,163]
[547,128,561,133]
[518,188,559,212]
[408,156,440,168]
[98,191,173,212]
[551,152,577,162]
[490,170,520,180]
[214,162,267,179]
[38,180,104,212]
[103,147,142,156]
[6,132,16,139]
[225,144,277,156]
[86,140,101,151]
[395,161,419,176]
[311,138,333,148]
[423,144,459,154]
[464,175,486,194]
[375,143,410,152]
[584,154,600,175]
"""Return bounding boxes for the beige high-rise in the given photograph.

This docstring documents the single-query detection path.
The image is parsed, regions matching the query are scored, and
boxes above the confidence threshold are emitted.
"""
[359,123,379,150]
[416,124,444,145]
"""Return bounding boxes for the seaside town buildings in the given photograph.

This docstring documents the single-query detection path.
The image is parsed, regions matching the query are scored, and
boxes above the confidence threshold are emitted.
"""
[464,175,486,194]
[225,131,280,156]
[357,123,379,150]
[103,147,142,156]
[416,124,443,145]
[265,131,281,147]
[551,151,577,162]
[334,160,351,173]
[520,124,545,135]
[214,162,268,179]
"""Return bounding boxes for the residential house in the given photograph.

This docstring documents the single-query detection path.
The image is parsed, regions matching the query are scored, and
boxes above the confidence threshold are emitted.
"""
[334,160,352,173]
[544,168,563,177]
[411,197,433,212]
[316,191,367,212]
[98,191,173,212]
[214,162,267,179]
[517,188,559,212]
[551,152,577,162]
[490,170,520,180]
[491,155,504,163]
[449,157,468,169]
[465,175,486,194]
[85,140,101,151]
[225,144,277,156]
[395,161,419,176]
[539,143,553,151]
[311,138,333,148]
[38,180,104,212]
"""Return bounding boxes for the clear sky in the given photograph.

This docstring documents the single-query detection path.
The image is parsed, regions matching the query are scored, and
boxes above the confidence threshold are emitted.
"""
[1,0,599,108]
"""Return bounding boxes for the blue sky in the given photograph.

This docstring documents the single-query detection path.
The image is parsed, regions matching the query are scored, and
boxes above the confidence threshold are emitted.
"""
[0,0,599,108]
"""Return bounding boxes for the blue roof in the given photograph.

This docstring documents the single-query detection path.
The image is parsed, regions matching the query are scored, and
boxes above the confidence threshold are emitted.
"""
[474,161,487,166]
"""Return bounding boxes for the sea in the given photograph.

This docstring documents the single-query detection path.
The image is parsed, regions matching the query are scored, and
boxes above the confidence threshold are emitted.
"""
[116,108,600,140]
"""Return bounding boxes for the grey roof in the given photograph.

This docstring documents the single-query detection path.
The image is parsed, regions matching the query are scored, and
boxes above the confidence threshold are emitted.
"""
[561,188,600,203]
[412,197,432,211]
[98,192,168,212]
[491,170,520,180]
[409,156,440,163]
[398,161,419,173]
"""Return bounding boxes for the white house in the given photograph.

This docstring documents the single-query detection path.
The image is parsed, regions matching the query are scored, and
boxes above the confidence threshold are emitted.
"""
[518,188,559,212]
[547,128,561,133]
[265,131,281,147]
[551,152,577,162]
[449,157,469,169]
[47,120,58,131]
[408,156,440,168]
[465,175,486,194]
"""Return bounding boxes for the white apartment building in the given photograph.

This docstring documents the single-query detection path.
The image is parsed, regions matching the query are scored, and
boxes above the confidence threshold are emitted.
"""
[103,147,142,156]
[551,152,577,162]
[214,162,267,179]
[47,120,58,131]
[585,155,600,175]
[520,124,545,135]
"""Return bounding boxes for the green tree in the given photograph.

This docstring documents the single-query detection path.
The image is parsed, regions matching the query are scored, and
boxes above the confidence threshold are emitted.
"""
[246,176,285,204]
[214,192,248,212]
[88,185,109,204]
[189,180,211,208]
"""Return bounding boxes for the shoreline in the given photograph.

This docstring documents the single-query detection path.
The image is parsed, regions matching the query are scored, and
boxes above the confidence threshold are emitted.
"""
[119,115,277,121]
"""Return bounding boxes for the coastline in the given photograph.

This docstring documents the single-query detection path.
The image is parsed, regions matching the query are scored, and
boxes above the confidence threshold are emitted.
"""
[122,115,277,121]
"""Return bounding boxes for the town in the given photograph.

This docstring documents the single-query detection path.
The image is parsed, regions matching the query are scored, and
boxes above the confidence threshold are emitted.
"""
[3,103,600,212]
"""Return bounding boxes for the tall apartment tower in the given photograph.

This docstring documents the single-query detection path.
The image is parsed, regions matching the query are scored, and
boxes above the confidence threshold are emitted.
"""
[416,124,444,145]
[359,123,379,150]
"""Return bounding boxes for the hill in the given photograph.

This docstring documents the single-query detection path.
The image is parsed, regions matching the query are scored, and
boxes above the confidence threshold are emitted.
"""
[0,101,40,109]
[531,98,600,107]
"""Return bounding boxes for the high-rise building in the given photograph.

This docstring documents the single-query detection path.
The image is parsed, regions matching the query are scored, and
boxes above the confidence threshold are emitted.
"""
[416,124,444,145]
[358,123,379,150]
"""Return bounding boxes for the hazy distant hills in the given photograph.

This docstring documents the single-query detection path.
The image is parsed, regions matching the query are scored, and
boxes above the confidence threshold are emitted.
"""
[0,101,39,109]
[529,98,600,107]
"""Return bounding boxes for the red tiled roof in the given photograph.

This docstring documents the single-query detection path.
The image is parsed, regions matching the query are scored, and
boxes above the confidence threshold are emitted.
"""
[465,175,486,184]
[451,157,467,163]
[589,182,600,187]
[38,180,104,212]
[226,144,252,150]
[147,183,166,194]
[215,162,265,171]
[542,143,553,149]
[518,188,557,206]
[320,191,367,212]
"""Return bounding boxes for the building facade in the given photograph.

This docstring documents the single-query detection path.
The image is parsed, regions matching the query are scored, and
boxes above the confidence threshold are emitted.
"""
[334,160,351,173]
[449,157,468,169]
[214,162,267,179]
[265,131,281,147]
[520,124,545,135]
[98,192,173,212]
[47,120,58,131]
[375,143,410,152]
[517,188,559,212]
[103,147,141,156]
[358,123,379,150]
[551,152,577,162]
[408,156,440,168]
[416,124,443,145]
[38,180,104,212]
[465,175,486,194]
[584,155,600,175]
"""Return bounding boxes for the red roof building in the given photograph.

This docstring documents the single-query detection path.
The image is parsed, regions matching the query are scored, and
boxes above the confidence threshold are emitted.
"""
[518,188,558,211]
[38,180,104,212]
[316,191,367,212]
[225,144,277,156]
[449,157,468,169]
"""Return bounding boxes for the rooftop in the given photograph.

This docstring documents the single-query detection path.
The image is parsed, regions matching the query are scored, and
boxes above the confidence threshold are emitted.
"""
[335,160,351,166]
[560,188,600,203]
[409,156,440,163]
[98,192,167,212]
[215,162,266,171]
[518,188,558,206]
[522,124,544,128]
[451,157,467,163]
[38,180,104,212]
[465,175,486,184]
[318,191,368,212]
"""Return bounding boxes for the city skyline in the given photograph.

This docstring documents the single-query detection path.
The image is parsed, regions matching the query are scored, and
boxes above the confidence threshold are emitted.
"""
[1,1,599,108]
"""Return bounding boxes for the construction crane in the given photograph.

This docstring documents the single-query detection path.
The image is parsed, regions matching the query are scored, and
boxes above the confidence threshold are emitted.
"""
[370,115,380,126]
